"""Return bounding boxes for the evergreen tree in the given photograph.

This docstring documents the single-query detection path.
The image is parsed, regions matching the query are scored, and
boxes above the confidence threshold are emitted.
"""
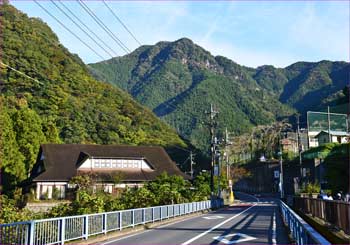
[0,98,26,192]
[11,106,46,177]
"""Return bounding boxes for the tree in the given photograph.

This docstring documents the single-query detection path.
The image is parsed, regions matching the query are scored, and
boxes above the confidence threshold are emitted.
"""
[0,194,33,223]
[11,106,46,177]
[0,98,26,193]
[193,172,211,200]
[145,173,190,205]
[230,166,251,186]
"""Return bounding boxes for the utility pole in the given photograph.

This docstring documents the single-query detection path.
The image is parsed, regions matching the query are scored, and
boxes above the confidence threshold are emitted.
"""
[223,128,234,203]
[189,151,195,179]
[279,135,284,199]
[207,104,218,198]
[224,128,229,179]
[297,114,303,186]
[327,106,331,143]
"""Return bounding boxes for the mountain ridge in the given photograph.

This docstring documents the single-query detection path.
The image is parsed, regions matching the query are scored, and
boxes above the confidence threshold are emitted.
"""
[90,37,349,150]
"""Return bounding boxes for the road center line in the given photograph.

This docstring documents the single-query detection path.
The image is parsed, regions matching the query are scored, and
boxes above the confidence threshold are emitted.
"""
[180,203,257,245]
[272,211,277,245]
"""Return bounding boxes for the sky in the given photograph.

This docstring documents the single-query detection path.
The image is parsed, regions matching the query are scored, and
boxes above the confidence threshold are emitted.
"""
[11,0,350,68]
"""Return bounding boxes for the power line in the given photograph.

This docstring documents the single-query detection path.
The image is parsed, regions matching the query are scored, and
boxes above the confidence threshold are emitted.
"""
[78,0,131,54]
[34,0,106,61]
[3,53,46,79]
[0,61,118,120]
[57,0,119,57]
[102,0,142,46]
[50,0,115,59]
[0,61,44,86]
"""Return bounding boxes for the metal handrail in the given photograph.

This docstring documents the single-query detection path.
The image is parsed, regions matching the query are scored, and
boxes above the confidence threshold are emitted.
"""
[0,199,223,245]
[280,200,331,245]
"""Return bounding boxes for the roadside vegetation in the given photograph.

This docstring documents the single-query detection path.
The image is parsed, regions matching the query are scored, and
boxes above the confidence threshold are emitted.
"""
[0,173,211,224]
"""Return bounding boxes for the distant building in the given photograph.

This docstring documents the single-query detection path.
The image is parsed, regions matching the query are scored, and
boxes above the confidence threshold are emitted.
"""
[315,130,349,146]
[308,131,320,148]
[30,144,188,200]
[281,131,308,153]
[281,138,298,153]
[306,110,348,148]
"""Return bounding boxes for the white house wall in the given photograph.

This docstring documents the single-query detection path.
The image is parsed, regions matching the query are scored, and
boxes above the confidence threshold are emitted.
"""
[79,158,93,169]
[78,158,152,170]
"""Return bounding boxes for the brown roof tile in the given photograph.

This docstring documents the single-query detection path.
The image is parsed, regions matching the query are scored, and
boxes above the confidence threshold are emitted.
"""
[31,144,189,182]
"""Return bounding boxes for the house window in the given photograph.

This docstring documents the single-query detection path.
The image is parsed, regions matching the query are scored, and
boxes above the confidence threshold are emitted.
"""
[104,185,113,193]
[126,160,133,168]
[88,158,151,169]
[94,159,100,168]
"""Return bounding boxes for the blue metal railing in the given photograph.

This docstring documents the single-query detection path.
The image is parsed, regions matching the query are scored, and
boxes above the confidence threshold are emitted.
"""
[280,200,331,245]
[0,199,223,245]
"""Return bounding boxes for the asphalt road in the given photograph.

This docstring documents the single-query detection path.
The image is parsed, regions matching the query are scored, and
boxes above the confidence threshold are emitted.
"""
[102,192,290,245]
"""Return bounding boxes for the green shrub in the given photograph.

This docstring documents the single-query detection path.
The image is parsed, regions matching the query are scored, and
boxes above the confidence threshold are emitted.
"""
[300,182,321,194]
[52,187,60,200]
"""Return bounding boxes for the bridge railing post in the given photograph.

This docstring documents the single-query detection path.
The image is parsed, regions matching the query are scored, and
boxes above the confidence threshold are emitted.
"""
[119,212,123,231]
[84,215,89,240]
[160,206,162,221]
[103,213,107,234]
[60,218,66,245]
[142,208,145,224]
[28,220,35,245]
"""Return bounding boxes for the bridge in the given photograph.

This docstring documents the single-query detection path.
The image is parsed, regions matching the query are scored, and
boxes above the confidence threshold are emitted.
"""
[0,193,331,245]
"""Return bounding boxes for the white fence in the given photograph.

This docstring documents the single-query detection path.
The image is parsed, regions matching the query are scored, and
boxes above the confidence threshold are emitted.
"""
[1,200,222,245]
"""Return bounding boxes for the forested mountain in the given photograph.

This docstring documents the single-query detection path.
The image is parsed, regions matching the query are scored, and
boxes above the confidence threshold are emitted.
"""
[265,61,349,112]
[0,3,187,193]
[90,38,349,150]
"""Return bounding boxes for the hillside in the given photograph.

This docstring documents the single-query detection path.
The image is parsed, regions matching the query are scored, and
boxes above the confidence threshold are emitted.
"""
[0,3,187,193]
[90,38,349,150]
[90,38,295,150]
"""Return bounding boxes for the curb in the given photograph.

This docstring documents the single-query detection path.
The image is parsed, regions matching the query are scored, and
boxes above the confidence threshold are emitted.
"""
[69,209,211,245]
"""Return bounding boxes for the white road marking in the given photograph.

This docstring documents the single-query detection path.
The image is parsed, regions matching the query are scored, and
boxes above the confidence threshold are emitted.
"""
[202,215,224,220]
[213,233,257,244]
[272,211,277,245]
[104,192,260,245]
[180,204,257,245]
[102,211,209,244]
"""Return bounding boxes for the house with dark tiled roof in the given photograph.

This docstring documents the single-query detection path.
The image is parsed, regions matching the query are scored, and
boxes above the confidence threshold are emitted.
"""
[30,144,188,200]
[315,130,349,146]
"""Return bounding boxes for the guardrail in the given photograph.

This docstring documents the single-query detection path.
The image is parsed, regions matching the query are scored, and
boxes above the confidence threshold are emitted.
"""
[280,200,331,245]
[294,196,350,235]
[0,199,223,245]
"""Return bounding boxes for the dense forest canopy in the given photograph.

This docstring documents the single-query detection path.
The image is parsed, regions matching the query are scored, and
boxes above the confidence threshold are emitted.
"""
[0,3,186,194]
